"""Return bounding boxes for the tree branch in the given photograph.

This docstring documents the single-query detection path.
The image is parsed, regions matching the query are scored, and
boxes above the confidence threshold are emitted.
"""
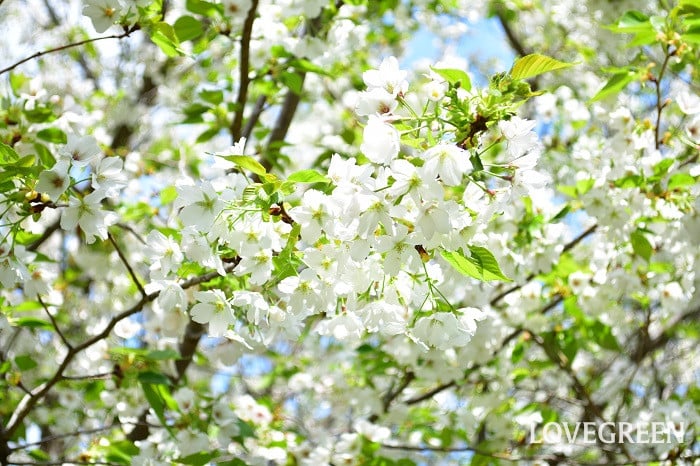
[229,0,259,143]
[494,7,530,58]
[37,296,72,349]
[0,26,138,76]
[26,220,60,252]
[3,261,238,438]
[108,232,147,299]
[490,224,597,307]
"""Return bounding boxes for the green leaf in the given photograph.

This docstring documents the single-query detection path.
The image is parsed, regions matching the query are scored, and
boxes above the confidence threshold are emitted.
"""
[175,452,218,465]
[430,67,472,90]
[36,128,67,144]
[141,383,167,426]
[0,142,19,163]
[510,54,574,80]
[104,440,139,464]
[441,247,512,282]
[218,155,267,176]
[668,173,696,190]
[630,229,653,261]
[34,143,55,167]
[10,317,53,330]
[174,16,203,42]
[146,349,181,361]
[186,0,223,16]
[199,89,223,105]
[589,70,636,102]
[160,186,178,205]
[653,158,674,176]
[15,355,38,370]
[196,127,220,143]
[291,58,335,77]
[280,71,304,95]
[149,22,184,57]
[589,320,621,351]
[682,23,700,43]
[608,10,651,32]
[137,371,171,385]
[287,169,330,184]
[467,245,513,282]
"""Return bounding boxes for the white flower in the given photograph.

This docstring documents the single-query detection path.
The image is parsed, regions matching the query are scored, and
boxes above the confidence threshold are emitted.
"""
[415,201,451,241]
[234,249,273,285]
[92,157,127,197]
[498,116,538,158]
[360,115,400,165]
[60,190,118,243]
[423,79,448,101]
[412,312,474,350]
[277,268,322,315]
[316,312,364,341]
[83,0,123,33]
[363,56,408,97]
[145,280,187,315]
[355,88,398,116]
[422,143,472,186]
[175,182,225,231]
[375,224,421,276]
[190,290,234,337]
[36,159,71,200]
[289,190,338,244]
[60,134,102,168]
[145,231,183,278]
[677,90,700,115]
[387,159,442,202]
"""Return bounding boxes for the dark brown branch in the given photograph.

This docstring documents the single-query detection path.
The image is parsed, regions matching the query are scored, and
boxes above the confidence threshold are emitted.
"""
[26,220,60,252]
[0,26,138,76]
[229,0,259,143]
[494,8,530,58]
[404,380,457,405]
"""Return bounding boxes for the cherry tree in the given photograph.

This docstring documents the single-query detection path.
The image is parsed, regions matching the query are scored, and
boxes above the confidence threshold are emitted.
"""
[0,0,699,465]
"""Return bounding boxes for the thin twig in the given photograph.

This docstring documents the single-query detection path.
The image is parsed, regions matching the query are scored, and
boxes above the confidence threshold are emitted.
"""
[26,220,61,252]
[108,232,147,299]
[3,261,238,438]
[61,371,115,381]
[115,222,147,245]
[0,26,138,76]
[242,95,267,142]
[653,47,673,149]
[37,296,72,349]
[490,224,597,307]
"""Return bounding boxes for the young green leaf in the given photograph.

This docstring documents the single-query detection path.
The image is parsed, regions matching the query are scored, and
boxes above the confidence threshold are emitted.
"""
[430,67,472,90]
[287,169,330,184]
[174,15,204,42]
[630,229,653,261]
[510,54,574,80]
[441,247,512,282]
[218,155,267,177]
[589,70,637,102]
[149,22,185,57]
